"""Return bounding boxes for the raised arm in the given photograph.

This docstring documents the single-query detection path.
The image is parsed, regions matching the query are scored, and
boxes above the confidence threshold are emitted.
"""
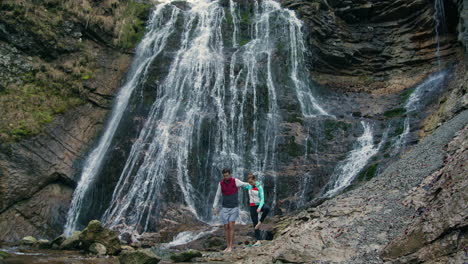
[235,178,249,188]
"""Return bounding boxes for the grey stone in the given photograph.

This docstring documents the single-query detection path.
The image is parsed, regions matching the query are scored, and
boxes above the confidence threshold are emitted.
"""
[170,250,203,262]
[118,249,160,264]
[89,242,107,256]
[60,231,81,250]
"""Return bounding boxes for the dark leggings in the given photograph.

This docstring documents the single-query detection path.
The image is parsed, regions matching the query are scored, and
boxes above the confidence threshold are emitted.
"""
[249,205,270,240]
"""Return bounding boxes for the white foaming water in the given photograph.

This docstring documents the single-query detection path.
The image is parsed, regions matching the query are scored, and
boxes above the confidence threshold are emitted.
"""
[393,71,447,152]
[160,227,218,249]
[324,121,381,197]
[434,0,446,66]
[64,3,179,236]
[65,0,330,236]
[285,8,330,117]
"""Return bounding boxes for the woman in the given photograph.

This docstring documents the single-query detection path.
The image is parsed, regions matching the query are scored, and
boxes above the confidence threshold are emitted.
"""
[244,173,270,244]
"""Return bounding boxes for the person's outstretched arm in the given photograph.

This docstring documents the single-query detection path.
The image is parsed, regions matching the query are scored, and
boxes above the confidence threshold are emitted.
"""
[213,183,221,215]
[235,178,249,188]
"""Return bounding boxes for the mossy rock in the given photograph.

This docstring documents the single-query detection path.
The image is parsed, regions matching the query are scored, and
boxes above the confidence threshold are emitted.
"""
[357,163,379,182]
[60,231,82,250]
[0,250,12,259]
[79,220,121,255]
[50,234,66,249]
[89,242,107,256]
[119,249,161,264]
[400,87,415,103]
[203,236,224,249]
[170,250,202,262]
[383,108,406,118]
[20,236,37,246]
[36,239,51,249]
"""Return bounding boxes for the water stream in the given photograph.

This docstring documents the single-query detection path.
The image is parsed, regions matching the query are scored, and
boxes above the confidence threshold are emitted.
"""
[434,0,446,66]
[393,71,447,153]
[65,0,331,236]
[323,121,381,197]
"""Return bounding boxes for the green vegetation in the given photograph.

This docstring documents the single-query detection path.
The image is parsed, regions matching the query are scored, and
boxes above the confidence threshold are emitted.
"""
[0,250,12,259]
[393,124,405,136]
[288,113,304,124]
[225,11,234,25]
[382,141,392,152]
[0,0,154,142]
[2,0,152,51]
[383,108,406,118]
[0,68,84,142]
[400,87,415,103]
[323,120,352,140]
[357,163,379,182]
[115,2,152,50]
[239,38,250,46]
[286,136,303,157]
[357,75,373,85]
[240,10,251,25]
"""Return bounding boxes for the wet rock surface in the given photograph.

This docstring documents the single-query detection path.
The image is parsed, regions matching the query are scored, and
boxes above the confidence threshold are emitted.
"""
[0,247,119,264]
[59,231,81,250]
[282,0,462,93]
[79,220,121,256]
[0,1,466,263]
[170,250,202,262]
[118,249,161,264]
[217,110,468,263]
[0,0,138,241]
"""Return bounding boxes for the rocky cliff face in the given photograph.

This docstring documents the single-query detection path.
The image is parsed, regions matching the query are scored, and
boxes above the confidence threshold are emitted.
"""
[381,125,467,263]
[0,2,466,260]
[0,0,152,242]
[282,0,462,93]
[233,110,467,264]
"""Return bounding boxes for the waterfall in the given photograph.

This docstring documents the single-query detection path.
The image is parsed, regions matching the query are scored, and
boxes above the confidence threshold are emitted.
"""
[298,123,320,207]
[393,71,447,152]
[324,121,380,197]
[64,3,180,236]
[64,0,330,236]
[434,0,446,66]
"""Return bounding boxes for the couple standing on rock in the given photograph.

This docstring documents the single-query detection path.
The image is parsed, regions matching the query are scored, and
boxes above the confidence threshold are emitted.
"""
[212,168,270,252]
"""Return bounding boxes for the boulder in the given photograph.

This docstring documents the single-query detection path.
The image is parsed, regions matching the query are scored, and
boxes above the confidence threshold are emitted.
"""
[50,234,66,249]
[118,249,161,264]
[20,236,37,246]
[121,245,136,252]
[89,243,107,256]
[170,250,202,262]
[79,220,121,255]
[60,231,81,250]
[36,239,50,249]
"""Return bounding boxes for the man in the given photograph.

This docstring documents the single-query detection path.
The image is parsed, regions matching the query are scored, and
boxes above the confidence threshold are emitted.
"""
[213,168,249,252]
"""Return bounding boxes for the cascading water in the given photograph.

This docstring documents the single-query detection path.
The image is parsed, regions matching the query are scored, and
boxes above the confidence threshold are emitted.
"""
[323,121,381,197]
[64,0,331,236]
[64,4,180,236]
[297,122,320,207]
[160,227,218,249]
[434,0,446,66]
[392,71,447,152]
